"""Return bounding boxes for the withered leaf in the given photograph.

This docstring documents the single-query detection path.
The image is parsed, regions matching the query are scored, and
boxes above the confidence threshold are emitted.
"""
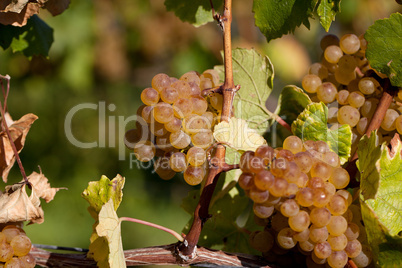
[44,0,70,16]
[0,171,64,224]
[4,0,30,13]
[0,3,40,26]
[0,113,38,183]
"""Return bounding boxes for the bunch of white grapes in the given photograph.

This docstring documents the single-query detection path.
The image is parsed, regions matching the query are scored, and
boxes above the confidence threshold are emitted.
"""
[302,33,402,151]
[129,70,223,186]
[240,136,372,268]
[0,225,36,267]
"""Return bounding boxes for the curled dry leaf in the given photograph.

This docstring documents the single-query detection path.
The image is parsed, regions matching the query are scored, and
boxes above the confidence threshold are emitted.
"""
[0,0,70,26]
[0,171,64,224]
[0,113,38,183]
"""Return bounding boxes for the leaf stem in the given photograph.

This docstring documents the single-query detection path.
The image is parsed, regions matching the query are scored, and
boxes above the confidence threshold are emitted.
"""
[0,75,29,184]
[120,217,184,242]
[178,0,237,258]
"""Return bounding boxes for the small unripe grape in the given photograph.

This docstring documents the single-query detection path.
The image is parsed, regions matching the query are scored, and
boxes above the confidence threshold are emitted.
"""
[348,91,365,108]
[313,241,332,259]
[183,165,205,185]
[345,239,362,258]
[309,63,329,80]
[283,136,303,154]
[277,228,297,249]
[336,89,349,105]
[327,216,348,236]
[327,250,348,268]
[381,109,399,131]
[337,105,360,127]
[324,45,343,64]
[288,210,310,232]
[253,203,274,219]
[310,207,331,227]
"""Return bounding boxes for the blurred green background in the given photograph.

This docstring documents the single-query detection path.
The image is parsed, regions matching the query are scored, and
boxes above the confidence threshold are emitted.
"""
[0,0,400,265]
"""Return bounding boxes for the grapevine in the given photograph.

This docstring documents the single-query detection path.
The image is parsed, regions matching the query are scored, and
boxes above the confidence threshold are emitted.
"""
[0,0,401,268]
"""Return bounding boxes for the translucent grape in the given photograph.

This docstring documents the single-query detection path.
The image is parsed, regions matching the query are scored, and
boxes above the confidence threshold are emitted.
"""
[239,151,255,172]
[210,93,223,111]
[254,170,275,190]
[188,81,201,96]
[0,242,13,262]
[308,177,325,189]
[183,165,205,185]
[249,187,269,203]
[311,161,332,181]
[283,136,303,154]
[352,244,373,267]
[202,69,220,86]
[164,116,182,133]
[191,96,208,115]
[335,190,352,206]
[154,157,175,180]
[293,228,310,242]
[381,109,399,131]
[294,151,313,173]
[313,241,332,259]
[338,55,357,72]
[171,80,192,98]
[396,115,402,135]
[170,130,191,149]
[153,103,174,124]
[180,71,200,85]
[327,234,348,251]
[299,239,315,252]
[327,216,348,236]
[249,231,274,252]
[191,130,213,149]
[270,157,289,177]
[248,156,265,173]
[327,194,348,216]
[302,74,322,93]
[238,172,254,190]
[361,98,379,118]
[282,162,301,184]
[134,141,155,162]
[183,114,208,134]
[160,86,179,104]
[254,145,275,165]
[149,121,168,137]
[316,82,337,104]
[186,147,206,166]
[285,183,299,197]
[311,252,326,265]
[10,235,31,257]
[309,225,329,243]
[4,257,21,267]
[296,187,314,207]
[340,34,360,54]
[141,105,154,123]
[336,89,349,105]
[18,254,36,268]
[253,203,275,219]
[322,151,340,168]
[328,107,338,124]
[169,152,187,172]
[356,117,368,135]
[328,167,350,189]
[337,105,360,127]
[269,177,289,197]
[277,228,297,249]
[344,239,362,258]
[280,199,300,217]
[323,182,336,197]
[324,45,343,64]
[141,87,160,106]
[173,98,193,118]
[335,68,356,85]
[152,73,171,92]
[200,76,213,90]
[271,213,290,232]
[348,91,365,108]
[358,77,377,95]
[344,223,360,241]
[313,188,331,208]
[310,207,331,227]
[320,34,340,50]
[288,210,310,232]
[309,63,329,80]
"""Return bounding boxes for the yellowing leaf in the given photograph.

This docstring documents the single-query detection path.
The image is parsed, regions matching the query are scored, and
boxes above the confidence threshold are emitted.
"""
[92,199,126,268]
[213,117,267,152]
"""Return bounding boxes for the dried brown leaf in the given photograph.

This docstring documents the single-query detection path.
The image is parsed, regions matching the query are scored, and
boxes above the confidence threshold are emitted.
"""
[0,2,40,26]
[4,0,29,13]
[0,113,38,183]
[44,0,69,16]
[0,171,64,224]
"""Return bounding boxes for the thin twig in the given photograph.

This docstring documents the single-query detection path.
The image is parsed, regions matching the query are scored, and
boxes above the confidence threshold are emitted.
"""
[120,217,184,242]
[0,75,29,183]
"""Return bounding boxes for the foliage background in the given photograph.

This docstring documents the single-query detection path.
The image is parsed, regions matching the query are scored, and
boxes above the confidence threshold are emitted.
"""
[0,0,400,262]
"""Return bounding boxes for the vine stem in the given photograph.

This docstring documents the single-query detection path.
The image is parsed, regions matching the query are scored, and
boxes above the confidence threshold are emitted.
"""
[120,217,184,242]
[178,0,236,258]
[0,75,29,183]
[347,78,398,187]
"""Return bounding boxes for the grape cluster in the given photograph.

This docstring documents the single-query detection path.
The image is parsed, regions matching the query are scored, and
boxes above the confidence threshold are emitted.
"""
[131,70,222,185]
[242,136,372,268]
[302,33,402,152]
[0,225,35,267]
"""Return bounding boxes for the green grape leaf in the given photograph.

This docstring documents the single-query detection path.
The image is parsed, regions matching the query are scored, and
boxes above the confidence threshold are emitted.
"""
[213,117,267,152]
[214,48,275,135]
[253,0,317,41]
[365,13,402,87]
[291,102,352,164]
[316,0,341,32]
[164,0,223,27]
[357,134,402,265]
[275,85,312,126]
[89,199,126,268]
[82,175,126,268]
[0,15,53,58]
[82,175,125,219]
